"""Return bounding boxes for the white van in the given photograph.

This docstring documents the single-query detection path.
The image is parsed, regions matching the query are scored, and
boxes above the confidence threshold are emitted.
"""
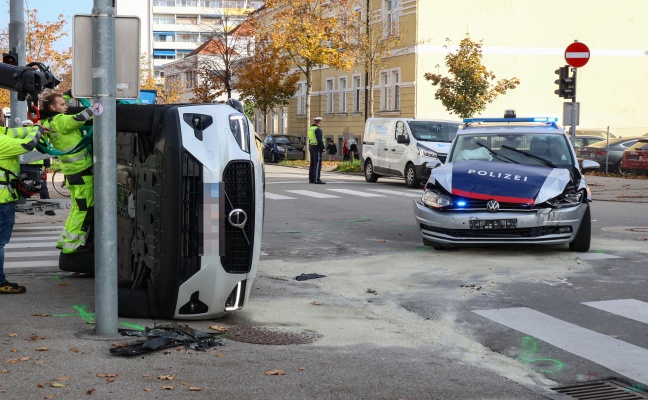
[362,118,461,188]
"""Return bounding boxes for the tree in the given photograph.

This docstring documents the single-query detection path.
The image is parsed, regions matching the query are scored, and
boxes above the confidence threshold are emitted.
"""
[356,0,400,118]
[0,4,72,108]
[139,53,183,104]
[235,36,299,135]
[423,35,520,118]
[253,0,360,143]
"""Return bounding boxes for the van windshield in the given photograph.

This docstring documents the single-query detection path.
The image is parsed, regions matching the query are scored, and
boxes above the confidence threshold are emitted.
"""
[407,121,460,143]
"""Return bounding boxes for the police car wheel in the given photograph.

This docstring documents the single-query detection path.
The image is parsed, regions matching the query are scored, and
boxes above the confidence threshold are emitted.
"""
[569,206,591,252]
[364,159,379,182]
[405,164,419,188]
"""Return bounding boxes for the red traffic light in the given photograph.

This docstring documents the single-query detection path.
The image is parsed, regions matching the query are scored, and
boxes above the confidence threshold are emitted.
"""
[2,52,18,65]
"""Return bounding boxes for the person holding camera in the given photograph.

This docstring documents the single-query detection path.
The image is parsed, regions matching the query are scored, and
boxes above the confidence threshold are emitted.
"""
[0,108,45,294]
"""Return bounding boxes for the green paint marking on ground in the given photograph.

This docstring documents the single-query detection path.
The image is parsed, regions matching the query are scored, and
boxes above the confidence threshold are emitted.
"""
[53,275,62,281]
[416,246,430,251]
[73,304,95,324]
[597,249,605,254]
[119,321,146,330]
[517,336,564,373]
[346,216,370,223]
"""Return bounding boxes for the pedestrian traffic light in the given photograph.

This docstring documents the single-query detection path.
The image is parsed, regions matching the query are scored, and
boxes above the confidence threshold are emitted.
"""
[2,52,18,65]
[554,65,575,99]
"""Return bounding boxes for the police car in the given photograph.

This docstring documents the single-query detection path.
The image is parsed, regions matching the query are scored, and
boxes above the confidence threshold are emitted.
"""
[413,114,600,251]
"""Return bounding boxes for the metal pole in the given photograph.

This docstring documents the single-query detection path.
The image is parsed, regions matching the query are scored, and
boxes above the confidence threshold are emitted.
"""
[92,0,118,335]
[570,67,577,147]
[605,126,610,175]
[8,0,26,127]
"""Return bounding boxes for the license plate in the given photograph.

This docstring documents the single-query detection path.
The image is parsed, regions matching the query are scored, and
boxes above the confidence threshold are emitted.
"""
[469,219,517,230]
[627,155,639,161]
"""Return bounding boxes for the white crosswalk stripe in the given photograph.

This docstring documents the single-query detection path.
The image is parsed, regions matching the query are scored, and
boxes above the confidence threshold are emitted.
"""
[265,192,297,200]
[326,189,384,197]
[284,190,340,199]
[474,304,648,383]
[4,225,62,270]
[367,189,423,198]
[583,299,648,324]
[265,188,421,200]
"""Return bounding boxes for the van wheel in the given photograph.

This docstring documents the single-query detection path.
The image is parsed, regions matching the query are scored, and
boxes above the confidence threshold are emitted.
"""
[569,206,591,252]
[405,164,420,188]
[364,160,379,182]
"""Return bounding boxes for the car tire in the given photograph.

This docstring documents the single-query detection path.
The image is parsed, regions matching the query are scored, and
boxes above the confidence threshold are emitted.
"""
[118,283,153,318]
[364,159,379,183]
[569,206,591,252]
[405,164,420,188]
[115,104,156,134]
[270,152,278,163]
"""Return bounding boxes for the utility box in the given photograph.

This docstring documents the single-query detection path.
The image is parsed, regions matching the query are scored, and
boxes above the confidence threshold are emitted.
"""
[72,15,140,99]
[563,102,580,126]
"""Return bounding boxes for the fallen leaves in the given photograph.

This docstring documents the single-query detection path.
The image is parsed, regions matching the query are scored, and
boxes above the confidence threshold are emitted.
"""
[158,375,175,381]
[160,385,175,390]
[29,335,46,341]
[36,347,49,352]
[189,387,203,391]
[87,388,96,395]
[7,333,17,337]
[97,372,117,383]
[209,325,229,332]
[310,301,323,306]
[32,314,50,317]
[69,347,79,353]
[1,369,8,373]
[6,356,31,364]
[49,382,67,388]
[264,370,285,376]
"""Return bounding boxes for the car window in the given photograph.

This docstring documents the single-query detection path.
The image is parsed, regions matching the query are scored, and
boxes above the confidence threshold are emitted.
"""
[395,121,407,140]
[407,121,460,143]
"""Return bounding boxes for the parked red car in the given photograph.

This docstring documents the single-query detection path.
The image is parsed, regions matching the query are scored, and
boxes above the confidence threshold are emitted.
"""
[619,138,648,175]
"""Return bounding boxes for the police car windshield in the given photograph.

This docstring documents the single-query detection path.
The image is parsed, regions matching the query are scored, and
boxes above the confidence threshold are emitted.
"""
[450,133,573,168]
[407,121,460,143]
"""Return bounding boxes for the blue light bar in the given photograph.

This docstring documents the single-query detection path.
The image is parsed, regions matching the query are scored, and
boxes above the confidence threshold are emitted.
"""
[463,117,558,123]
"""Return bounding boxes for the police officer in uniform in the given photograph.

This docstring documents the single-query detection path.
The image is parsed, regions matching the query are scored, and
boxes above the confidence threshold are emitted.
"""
[308,117,325,184]
[41,93,95,254]
[0,108,45,294]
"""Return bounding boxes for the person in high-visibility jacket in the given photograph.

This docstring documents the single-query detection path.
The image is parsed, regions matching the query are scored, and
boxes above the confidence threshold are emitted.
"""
[307,117,326,184]
[0,108,45,294]
[41,93,95,254]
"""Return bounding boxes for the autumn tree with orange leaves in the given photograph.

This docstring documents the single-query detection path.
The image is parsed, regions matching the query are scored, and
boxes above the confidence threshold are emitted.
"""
[0,4,72,108]
[252,0,361,141]
[235,36,299,135]
[139,53,184,104]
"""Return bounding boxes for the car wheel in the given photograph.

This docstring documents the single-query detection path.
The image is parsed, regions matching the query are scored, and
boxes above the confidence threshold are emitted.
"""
[115,104,156,134]
[118,283,153,318]
[405,164,420,188]
[569,206,591,252]
[364,159,379,182]
[270,152,278,163]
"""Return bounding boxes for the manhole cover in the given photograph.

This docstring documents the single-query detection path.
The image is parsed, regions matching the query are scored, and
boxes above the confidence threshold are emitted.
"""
[226,325,320,345]
[553,379,648,399]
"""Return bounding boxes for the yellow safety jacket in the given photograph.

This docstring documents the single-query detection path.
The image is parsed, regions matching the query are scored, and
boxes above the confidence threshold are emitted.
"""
[0,125,45,203]
[42,108,94,175]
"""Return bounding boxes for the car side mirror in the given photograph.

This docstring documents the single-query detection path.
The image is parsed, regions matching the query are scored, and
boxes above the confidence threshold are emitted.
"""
[581,159,600,172]
[397,135,409,144]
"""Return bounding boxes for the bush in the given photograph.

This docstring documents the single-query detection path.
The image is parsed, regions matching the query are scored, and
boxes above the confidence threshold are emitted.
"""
[334,159,361,173]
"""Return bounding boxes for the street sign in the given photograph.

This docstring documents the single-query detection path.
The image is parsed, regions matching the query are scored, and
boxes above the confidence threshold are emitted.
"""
[565,42,590,68]
[563,102,580,126]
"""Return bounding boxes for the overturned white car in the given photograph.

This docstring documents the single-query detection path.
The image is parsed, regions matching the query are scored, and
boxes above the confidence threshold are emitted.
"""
[413,116,599,252]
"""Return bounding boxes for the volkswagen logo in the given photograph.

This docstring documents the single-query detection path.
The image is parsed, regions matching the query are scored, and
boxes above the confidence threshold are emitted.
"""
[486,200,500,212]
[228,209,248,229]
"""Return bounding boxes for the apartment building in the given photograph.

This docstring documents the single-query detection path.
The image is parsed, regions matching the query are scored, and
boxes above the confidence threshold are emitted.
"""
[275,0,648,151]
[115,0,263,83]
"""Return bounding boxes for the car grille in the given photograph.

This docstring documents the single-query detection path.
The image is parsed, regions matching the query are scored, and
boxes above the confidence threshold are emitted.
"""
[222,161,255,273]
[421,224,569,238]
[180,152,202,280]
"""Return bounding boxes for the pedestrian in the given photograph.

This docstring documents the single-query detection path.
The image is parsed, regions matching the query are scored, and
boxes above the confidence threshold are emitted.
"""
[325,139,337,161]
[41,93,95,254]
[343,139,349,161]
[348,138,359,162]
[307,116,326,184]
[0,108,46,294]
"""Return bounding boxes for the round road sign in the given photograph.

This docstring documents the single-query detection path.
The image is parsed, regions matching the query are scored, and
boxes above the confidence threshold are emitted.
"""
[565,42,590,68]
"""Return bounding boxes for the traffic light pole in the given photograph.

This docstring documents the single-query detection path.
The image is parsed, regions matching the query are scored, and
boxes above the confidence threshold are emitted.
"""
[570,68,577,146]
[8,0,26,127]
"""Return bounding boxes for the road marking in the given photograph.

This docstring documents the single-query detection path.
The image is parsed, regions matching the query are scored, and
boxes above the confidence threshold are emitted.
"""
[5,250,60,258]
[7,235,60,242]
[576,253,621,260]
[285,190,340,199]
[13,226,63,232]
[326,189,384,197]
[367,189,423,198]
[265,192,296,200]
[7,242,57,249]
[583,299,648,324]
[5,260,59,269]
[474,307,648,383]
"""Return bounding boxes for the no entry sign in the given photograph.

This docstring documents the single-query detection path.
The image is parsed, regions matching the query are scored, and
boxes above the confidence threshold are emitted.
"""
[565,42,590,68]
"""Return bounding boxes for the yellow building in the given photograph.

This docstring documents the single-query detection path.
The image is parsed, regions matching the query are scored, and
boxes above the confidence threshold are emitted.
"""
[265,0,648,151]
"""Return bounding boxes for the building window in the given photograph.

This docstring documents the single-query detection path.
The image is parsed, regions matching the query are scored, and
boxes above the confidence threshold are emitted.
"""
[201,0,220,6]
[383,0,399,37]
[176,16,198,24]
[380,69,400,111]
[153,32,174,42]
[154,70,165,79]
[178,0,198,6]
[390,70,400,111]
[153,16,175,24]
[177,33,199,42]
[325,79,334,114]
[338,77,347,113]
[153,50,176,60]
[352,75,362,113]
[184,71,195,89]
[281,107,288,134]
[297,82,306,115]
[153,0,175,6]
[379,72,389,111]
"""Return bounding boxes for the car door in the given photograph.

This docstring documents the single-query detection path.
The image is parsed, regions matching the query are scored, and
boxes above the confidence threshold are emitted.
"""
[388,120,409,176]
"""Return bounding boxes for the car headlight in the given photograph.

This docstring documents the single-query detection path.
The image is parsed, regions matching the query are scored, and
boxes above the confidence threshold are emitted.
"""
[546,189,584,208]
[229,114,250,153]
[417,144,438,159]
[421,190,452,209]
[276,146,286,153]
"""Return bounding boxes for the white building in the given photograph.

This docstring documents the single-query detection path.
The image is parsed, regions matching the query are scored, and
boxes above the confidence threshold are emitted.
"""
[115,0,263,83]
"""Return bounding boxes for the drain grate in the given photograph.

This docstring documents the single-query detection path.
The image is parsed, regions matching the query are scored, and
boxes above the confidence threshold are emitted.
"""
[226,325,321,345]
[553,379,648,399]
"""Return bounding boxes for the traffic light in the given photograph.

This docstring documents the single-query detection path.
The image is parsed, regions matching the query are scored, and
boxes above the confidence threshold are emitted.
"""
[2,51,18,65]
[554,65,575,99]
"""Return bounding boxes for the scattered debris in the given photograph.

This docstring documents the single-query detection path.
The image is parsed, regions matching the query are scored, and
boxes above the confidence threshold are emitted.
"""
[295,273,326,281]
[110,323,224,356]
[460,284,484,291]
[366,288,377,295]
[265,370,285,376]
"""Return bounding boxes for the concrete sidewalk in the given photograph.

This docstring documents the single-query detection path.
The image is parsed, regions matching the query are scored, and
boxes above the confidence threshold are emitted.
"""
[584,174,648,203]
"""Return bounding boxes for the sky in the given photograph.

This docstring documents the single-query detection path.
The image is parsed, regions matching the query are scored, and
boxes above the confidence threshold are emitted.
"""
[1,0,93,51]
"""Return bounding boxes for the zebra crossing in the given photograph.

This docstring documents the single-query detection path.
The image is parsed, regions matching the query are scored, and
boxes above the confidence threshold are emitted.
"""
[5,225,62,270]
[265,187,424,201]
[474,299,648,383]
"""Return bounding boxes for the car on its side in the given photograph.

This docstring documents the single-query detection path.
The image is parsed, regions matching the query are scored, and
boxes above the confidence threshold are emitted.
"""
[413,116,600,252]
[577,137,642,172]
[619,138,648,175]
[261,135,305,163]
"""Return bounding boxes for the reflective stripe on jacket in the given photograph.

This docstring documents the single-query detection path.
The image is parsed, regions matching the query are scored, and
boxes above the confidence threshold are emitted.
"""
[42,108,94,175]
[0,126,45,203]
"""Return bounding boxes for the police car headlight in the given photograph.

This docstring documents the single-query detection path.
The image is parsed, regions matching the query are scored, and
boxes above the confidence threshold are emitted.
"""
[417,145,438,159]
[421,190,452,209]
[547,189,584,208]
[229,114,250,153]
